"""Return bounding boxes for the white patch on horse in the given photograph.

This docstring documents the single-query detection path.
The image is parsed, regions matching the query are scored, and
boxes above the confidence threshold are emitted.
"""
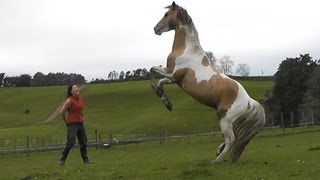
[173,26,217,83]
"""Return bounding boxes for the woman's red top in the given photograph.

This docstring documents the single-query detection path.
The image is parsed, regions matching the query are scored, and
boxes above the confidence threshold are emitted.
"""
[67,96,84,123]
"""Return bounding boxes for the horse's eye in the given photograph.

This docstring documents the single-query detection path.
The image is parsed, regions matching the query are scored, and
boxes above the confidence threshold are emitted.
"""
[165,12,168,17]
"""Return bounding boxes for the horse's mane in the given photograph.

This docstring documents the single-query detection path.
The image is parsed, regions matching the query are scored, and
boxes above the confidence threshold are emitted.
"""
[165,5,193,26]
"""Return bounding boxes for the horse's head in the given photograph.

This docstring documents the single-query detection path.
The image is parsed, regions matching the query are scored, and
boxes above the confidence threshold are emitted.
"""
[154,1,191,35]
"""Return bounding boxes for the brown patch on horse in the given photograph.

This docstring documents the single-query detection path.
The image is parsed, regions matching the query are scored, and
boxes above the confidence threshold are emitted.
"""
[173,68,188,81]
[202,56,210,66]
[166,27,187,74]
[177,70,239,119]
[214,76,239,119]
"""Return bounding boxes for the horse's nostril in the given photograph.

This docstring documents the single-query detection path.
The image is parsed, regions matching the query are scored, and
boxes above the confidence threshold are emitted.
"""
[154,26,162,35]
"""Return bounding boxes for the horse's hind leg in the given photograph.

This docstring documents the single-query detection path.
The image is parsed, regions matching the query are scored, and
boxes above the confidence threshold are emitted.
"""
[212,120,235,164]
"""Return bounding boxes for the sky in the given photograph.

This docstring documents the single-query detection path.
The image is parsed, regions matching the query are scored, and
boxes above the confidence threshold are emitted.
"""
[0,0,319,81]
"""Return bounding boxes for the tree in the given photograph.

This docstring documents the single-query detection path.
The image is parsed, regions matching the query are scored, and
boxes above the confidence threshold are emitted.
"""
[16,74,31,87]
[206,51,217,65]
[301,65,320,123]
[235,63,250,76]
[125,71,132,79]
[142,68,149,78]
[119,71,125,80]
[2,74,31,87]
[31,72,46,86]
[219,55,234,75]
[264,54,317,125]
[3,76,17,87]
[69,73,86,85]
[45,73,57,86]
[108,71,119,80]
[134,69,142,77]
[0,73,5,87]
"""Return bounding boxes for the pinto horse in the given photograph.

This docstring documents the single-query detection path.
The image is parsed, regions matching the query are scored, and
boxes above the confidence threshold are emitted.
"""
[150,2,266,163]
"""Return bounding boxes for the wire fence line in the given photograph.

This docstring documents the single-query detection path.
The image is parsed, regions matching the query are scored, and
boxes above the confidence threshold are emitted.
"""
[264,110,319,129]
[0,110,319,156]
[0,130,223,156]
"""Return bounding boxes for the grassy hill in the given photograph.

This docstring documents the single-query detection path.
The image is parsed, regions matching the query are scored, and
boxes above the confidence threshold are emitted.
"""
[0,79,273,140]
[0,86,66,128]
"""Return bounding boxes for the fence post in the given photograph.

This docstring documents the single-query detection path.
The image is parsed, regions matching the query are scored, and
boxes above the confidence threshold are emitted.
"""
[160,126,162,144]
[1,138,4,156]
[26,136,29,156]
[301,111,305,125]
[163,127,166,143]
[95,129,98,149]
[42,139,45,153]
[290,112,294,129]
[14,138,17,156]
[281,112,284,133]
[311,110,314,125]
[109,132,112,147]
[36,137,39,155]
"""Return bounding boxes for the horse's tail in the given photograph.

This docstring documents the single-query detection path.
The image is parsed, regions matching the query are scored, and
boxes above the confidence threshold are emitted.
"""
[231,99,266,162]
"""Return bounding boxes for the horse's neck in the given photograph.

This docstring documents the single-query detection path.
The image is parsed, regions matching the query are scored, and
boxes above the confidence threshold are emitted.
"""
[172,25,202,52]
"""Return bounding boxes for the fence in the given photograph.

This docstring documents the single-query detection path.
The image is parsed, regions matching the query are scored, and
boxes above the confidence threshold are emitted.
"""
[0,129,223,156]
[0,110,319,156]
[264,110,319,128]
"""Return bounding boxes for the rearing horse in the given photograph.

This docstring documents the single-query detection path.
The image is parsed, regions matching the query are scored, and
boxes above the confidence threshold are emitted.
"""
[150,2,266,163]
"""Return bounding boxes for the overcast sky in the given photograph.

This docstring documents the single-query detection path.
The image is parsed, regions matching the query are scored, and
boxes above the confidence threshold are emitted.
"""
[1,0,319,80]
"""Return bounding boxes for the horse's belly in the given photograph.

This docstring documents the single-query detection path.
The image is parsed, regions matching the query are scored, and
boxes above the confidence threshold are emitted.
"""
[178,83,218,108]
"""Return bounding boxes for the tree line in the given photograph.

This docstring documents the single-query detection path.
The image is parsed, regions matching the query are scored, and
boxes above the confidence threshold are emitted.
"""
[0,72,86,87]
[95,51,250,84]
[263,54,320,126]
[0,50,253,87]
[90,68,150,84]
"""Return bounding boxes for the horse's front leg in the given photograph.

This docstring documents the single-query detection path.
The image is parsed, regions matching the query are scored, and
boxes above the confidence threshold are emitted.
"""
[150,66,174,111]
[158,78,173,111]
[150,67,160,96]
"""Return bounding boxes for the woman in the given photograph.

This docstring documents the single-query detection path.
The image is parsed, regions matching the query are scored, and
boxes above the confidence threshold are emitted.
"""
[59,84,93,165]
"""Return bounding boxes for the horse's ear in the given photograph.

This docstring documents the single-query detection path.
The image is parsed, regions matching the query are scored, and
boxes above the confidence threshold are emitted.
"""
[172,1,177,9]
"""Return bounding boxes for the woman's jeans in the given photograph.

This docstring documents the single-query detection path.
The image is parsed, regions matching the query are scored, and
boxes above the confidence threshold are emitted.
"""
[59,123,89,162]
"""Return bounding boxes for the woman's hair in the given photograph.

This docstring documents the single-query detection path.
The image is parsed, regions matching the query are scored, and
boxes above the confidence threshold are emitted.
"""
[67,84,75,98]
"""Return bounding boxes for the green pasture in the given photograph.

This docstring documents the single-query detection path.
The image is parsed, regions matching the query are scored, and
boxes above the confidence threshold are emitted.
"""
[0,80,272,141]
[0,127,319,179]
[0,86,65,128]
[1,79,320,179]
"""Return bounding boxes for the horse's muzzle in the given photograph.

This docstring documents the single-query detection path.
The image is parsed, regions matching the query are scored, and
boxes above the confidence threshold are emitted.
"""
[154,26,162,35]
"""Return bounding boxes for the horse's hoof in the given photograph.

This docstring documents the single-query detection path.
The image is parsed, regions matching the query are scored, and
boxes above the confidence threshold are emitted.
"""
[166,103,173,111]
[211,159,223,164]
[161,98,173,111]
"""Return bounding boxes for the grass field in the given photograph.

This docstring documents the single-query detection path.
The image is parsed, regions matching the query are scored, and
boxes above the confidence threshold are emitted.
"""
[0,79,273,141]
[1,79,320,179]
[0,127,319,179]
